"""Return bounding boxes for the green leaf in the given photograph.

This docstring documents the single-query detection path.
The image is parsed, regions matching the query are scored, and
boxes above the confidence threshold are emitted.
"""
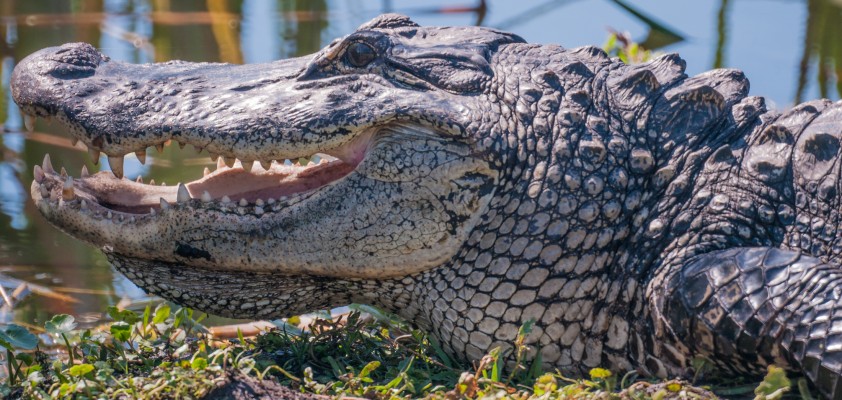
[153,304,171,325]
[359,361,380,379]
[755,365,791,400]
[45,315,77,335]
[0,325,38,350]
[110,322,131,342]
[67,363,94,377]
[107,307,139,325]
[191,357,208,371]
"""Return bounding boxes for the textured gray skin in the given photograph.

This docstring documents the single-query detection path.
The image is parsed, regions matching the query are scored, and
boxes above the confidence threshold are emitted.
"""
[12,14,842,398]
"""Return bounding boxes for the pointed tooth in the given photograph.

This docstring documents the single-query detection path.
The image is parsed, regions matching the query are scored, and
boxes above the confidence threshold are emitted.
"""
[164,140,172,146]
[177,183,190,203]
[34,165,44,183]
[284,159,293,166]
[24,115,35,132]
[62,177,75,200]
[255,198,264,206]
[80,199,88,210]
[149,179,156,185]
[88,148,100,165]
[156,143,165,153]
[106,211,113,219]
[135,150,147,165]
[201,191,212,202]
[71,137,79,146]
[60,167,67,177]
[39,184,50,198]
[241,160,254,171]
[203,167,211,177]
[160,182,166,186]
[260,160,272,170]
[43,154,54,173]
[234,159,243,168]
[239,198,248,206]
[298,157,310,166]
[224,157,236,168]
[210,153,220,162]
[254,206,264,215]
[81,165,89,178]
[159,198,170,209]
[217,158,226,170]
[108,156,124,179]
[267,198,275,205]
[136,175,144,183]
[178,141,186,149]
[150,207,156,215]
[221,195,231,203]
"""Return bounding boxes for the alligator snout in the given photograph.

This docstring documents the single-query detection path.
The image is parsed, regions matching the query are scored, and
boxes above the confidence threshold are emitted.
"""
[11,42,108,116]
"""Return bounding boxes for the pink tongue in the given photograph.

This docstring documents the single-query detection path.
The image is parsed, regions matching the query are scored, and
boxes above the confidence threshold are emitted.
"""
[185,161,355,202]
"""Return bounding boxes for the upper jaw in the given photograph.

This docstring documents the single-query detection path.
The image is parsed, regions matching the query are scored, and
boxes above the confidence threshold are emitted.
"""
[10,42,385,170]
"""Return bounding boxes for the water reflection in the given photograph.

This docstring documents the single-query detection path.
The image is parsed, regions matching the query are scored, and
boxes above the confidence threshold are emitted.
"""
[0,0,840,327]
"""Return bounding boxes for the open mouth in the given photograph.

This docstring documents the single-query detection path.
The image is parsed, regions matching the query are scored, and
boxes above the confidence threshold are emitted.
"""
[30,116,372,218]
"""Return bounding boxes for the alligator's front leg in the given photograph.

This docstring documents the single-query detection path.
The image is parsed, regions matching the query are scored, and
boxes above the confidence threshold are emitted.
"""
[655,247,842,398]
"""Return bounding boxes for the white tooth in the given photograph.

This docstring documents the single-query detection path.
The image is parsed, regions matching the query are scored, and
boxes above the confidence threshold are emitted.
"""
[43,154,54,173]
[24,115,35,132]
[88,148,101,165]
[130,216,135,223]
[234,159,242,168]
[254,206,264,215]
[71,137,79,146]
[108,156,124,179]
[224,157,235,168]
[241,160,254,171]
[221,195,231,203]
[81,165,89,178]
[34,165,44,183]
[60,167,67,177]
[106,211,113,219]
[239,198,248,206]
[177,183,190,203]
[260,160,271,170]
[136,176,143,183]
[150,208,156,215]
[203,167,210,177]
[62,176,75,200]
[156,143,165,153]
[284,159,293,166]
[159,198,170,209]
[255,198,264,206]
[135,150,147,165]
[267,198,275,204]
[80,199,88,210]
[39,184,49,198]
[217,158,226,170]
[160,182,166,186]
[149,179,156,185]
[201,191,212,202]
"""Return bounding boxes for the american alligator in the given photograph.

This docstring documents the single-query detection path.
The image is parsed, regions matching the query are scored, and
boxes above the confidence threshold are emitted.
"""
[12,13,842,398]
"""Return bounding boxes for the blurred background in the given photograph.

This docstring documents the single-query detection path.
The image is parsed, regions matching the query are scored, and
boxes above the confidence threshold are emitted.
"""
[0,0,840,329]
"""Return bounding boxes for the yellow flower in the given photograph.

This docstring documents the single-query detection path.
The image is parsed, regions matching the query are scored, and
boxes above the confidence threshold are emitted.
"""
[589,368,612,380]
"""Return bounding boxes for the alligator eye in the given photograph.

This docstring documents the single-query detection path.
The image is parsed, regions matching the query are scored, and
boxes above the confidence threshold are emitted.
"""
[345,42,377,68]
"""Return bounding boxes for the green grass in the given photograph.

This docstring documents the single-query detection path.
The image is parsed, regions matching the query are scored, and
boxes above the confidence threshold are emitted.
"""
[0,302,812,399]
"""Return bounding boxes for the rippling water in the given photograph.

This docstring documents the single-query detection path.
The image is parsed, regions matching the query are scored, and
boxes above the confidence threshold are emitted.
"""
[0,0,839,327]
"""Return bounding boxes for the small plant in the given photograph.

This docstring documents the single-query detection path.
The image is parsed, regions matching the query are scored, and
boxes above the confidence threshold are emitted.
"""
[603,31,655,64]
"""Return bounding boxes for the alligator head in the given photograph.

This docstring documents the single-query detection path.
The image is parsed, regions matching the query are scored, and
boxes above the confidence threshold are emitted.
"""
[12,14,523,316]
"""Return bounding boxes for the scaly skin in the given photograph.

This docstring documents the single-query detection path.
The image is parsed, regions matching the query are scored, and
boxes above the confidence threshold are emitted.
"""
[12,14,842,397]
